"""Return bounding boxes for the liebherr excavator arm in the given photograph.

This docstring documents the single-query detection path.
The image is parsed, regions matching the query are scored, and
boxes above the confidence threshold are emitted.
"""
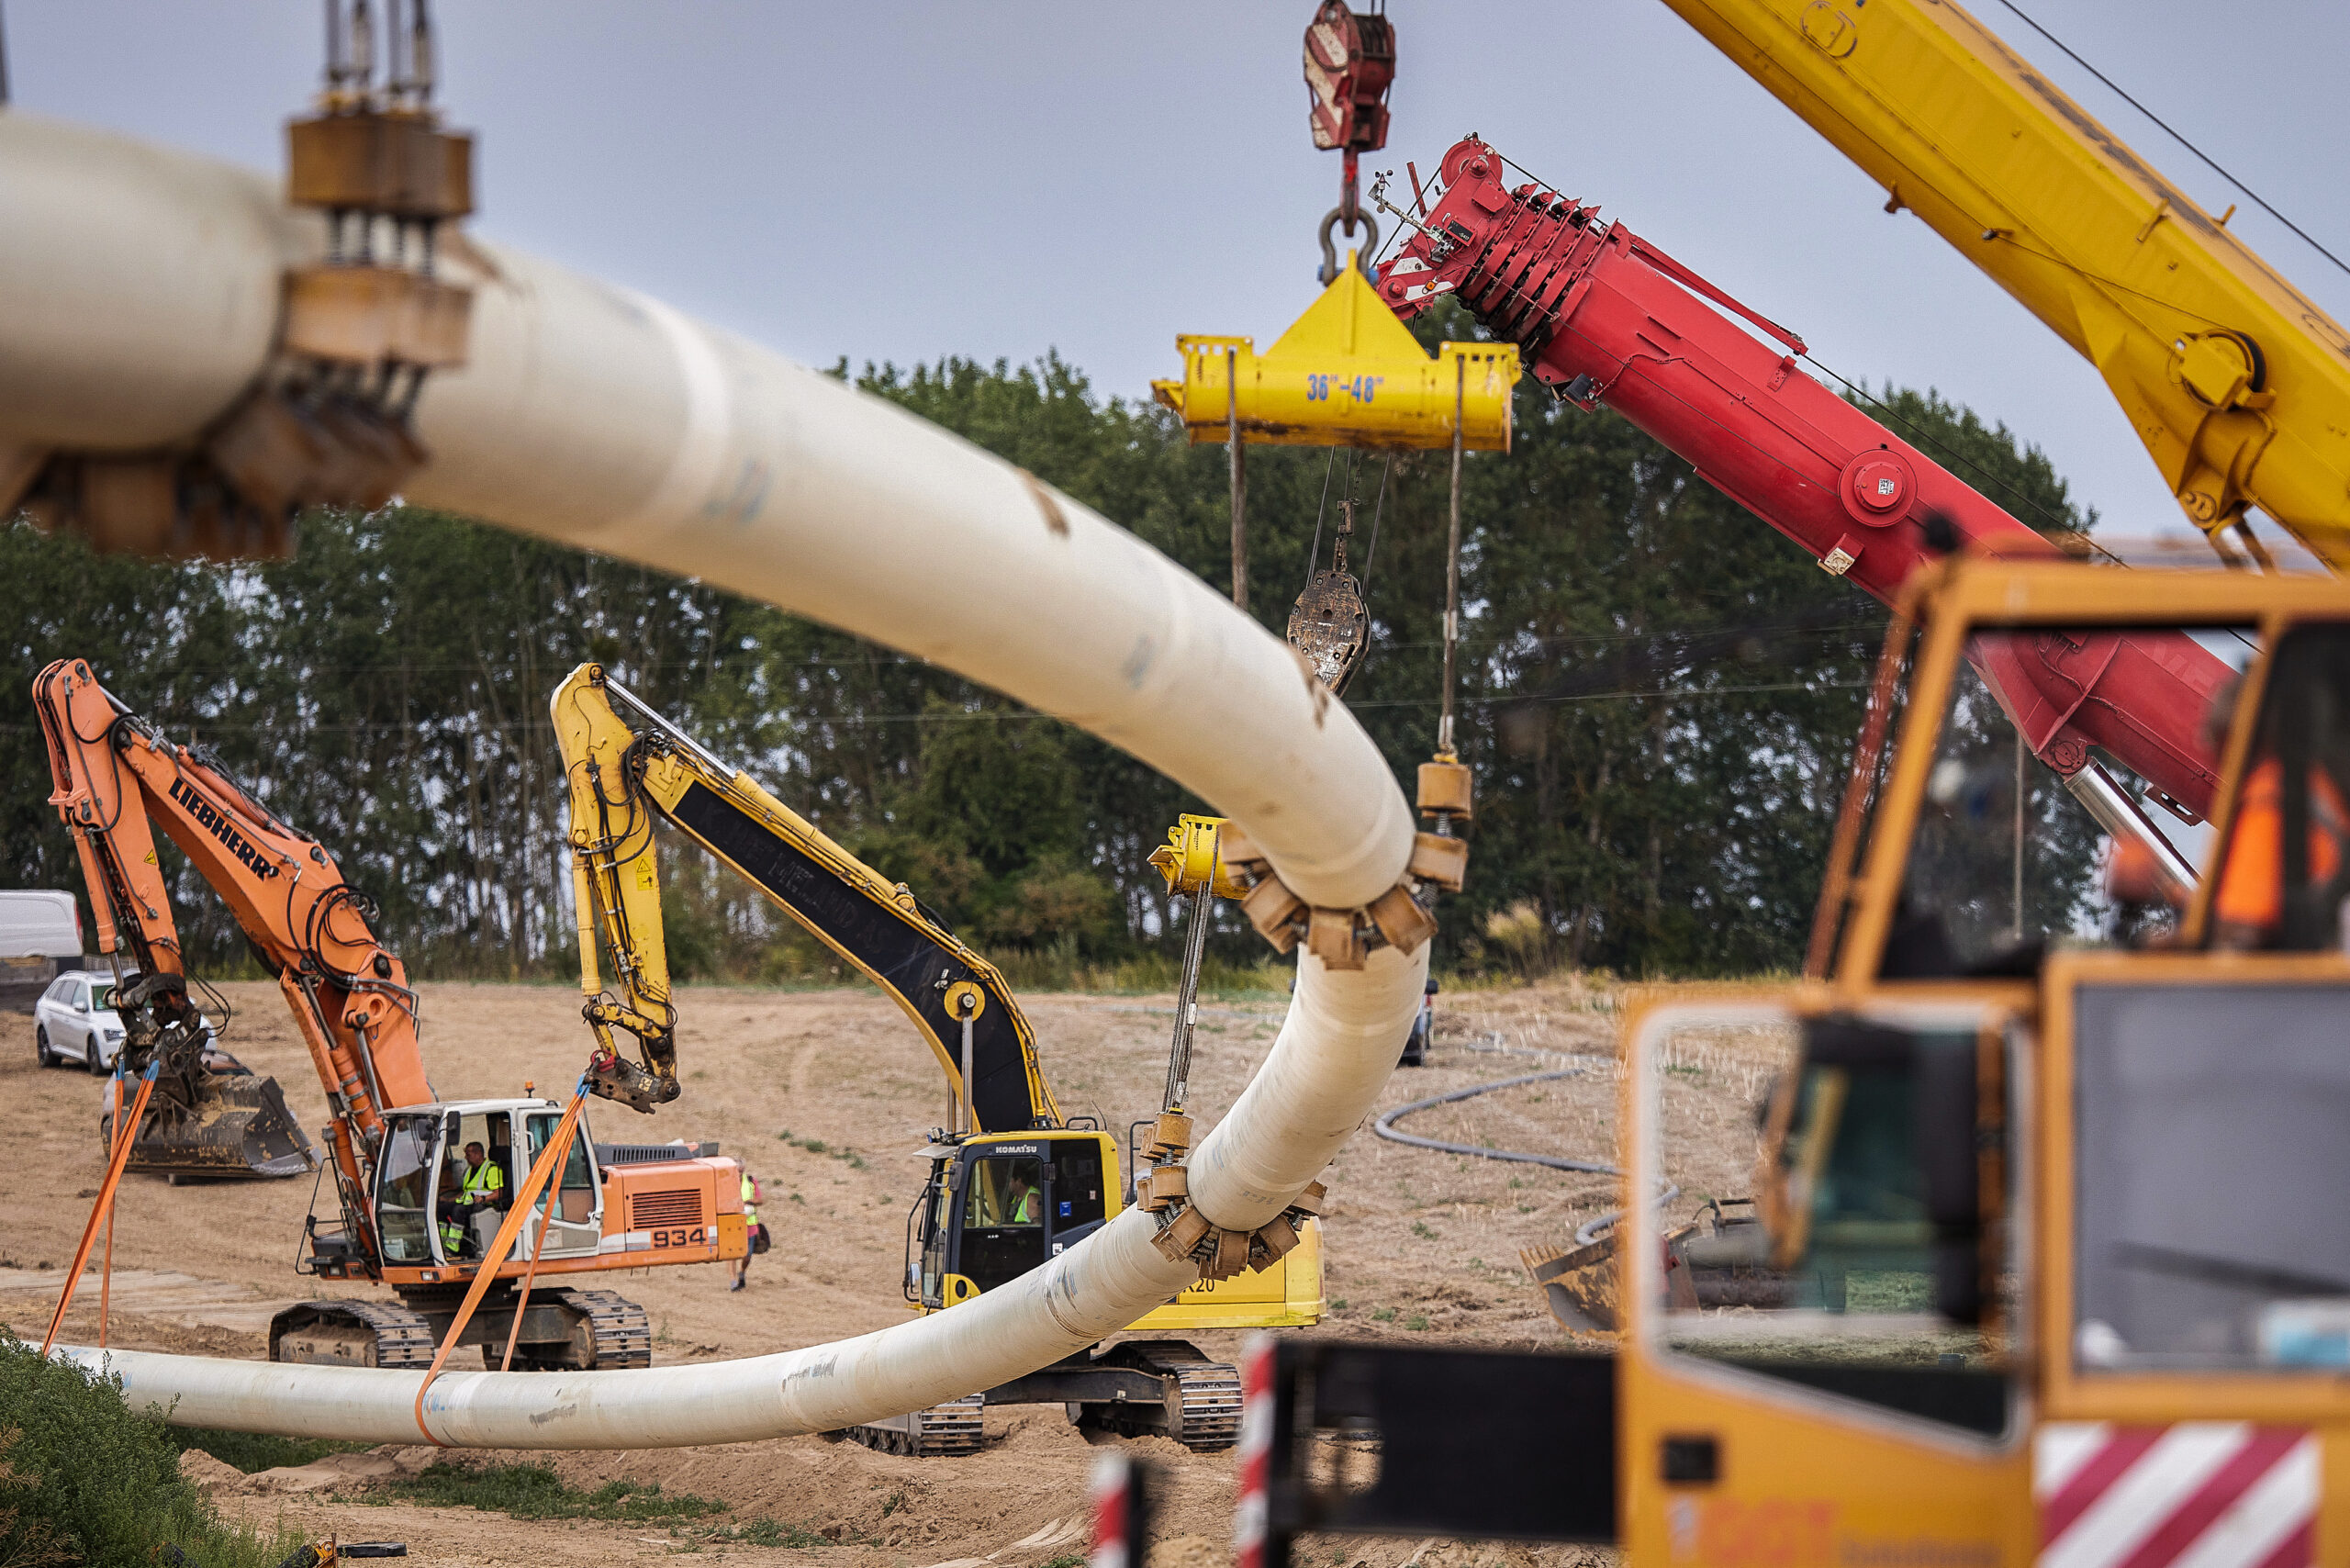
[1653,0,2350,561]
[552,664,1060,1131]
[1377,138,2236,881]
[33,656,425,1184]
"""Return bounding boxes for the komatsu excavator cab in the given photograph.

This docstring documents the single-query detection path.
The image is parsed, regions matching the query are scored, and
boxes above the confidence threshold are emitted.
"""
[907,1128,1115,1305]
[872,1122,1324,1455]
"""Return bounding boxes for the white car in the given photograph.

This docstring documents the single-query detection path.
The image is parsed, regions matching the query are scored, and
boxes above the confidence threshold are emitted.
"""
[32,970,224,1075]
[34,971,130,1072]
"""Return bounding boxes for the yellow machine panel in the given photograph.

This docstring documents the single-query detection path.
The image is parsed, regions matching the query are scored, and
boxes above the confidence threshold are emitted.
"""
[1135,1214,1325,1332]
[1152,256,1520,451]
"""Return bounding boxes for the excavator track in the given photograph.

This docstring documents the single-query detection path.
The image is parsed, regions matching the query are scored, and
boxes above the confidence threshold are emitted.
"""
[1083,1341,1243,1450]
[834,1394,985,1457]
[270,1299,437,1370]
[523,1287,654,1370]
[1167,1357,1244,1450]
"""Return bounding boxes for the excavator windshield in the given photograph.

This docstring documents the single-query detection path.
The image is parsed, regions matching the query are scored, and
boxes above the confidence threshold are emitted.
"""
[959,1152,1046,1293]
[375,1114,438,1265]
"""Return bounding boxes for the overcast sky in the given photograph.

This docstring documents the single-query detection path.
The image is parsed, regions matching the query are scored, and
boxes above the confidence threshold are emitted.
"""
[9,1,2348,550]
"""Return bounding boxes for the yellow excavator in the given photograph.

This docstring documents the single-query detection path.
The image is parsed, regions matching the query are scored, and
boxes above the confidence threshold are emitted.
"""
[1654,0,2350,566]
[550,664,1323,1455]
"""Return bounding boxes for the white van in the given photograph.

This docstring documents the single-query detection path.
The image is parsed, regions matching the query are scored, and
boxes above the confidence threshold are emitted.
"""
[0,890,81,960]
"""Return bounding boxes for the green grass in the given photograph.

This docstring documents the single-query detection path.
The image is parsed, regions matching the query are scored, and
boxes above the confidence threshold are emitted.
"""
[0,1333,303,1568]
[168,1428,371,1475]
[372,1462,727,1522]
[1410,1220,1438,1240]
[1370,1306,1395,1323]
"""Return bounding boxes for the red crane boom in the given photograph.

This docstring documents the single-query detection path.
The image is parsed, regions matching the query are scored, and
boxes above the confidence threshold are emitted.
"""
[1379,137,2228,834]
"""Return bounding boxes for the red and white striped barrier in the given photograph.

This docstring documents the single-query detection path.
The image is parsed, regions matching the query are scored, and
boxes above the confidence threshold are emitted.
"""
[2036,1423,2316,1568]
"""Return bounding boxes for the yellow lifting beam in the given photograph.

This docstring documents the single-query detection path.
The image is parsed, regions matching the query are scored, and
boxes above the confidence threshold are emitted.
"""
[1152,253,1520,452]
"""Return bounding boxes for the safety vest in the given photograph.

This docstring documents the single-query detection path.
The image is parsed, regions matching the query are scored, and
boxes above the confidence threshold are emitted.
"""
[741,1172,759,1226]
[440,1161,505,1256]
[1009,1186,1036,1224]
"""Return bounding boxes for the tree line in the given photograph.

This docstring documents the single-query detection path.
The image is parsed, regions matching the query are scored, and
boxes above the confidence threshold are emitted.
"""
[0,312,2101,984]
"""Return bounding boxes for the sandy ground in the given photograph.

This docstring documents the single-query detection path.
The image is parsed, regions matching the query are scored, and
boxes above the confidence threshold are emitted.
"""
[0,976,1762,1568]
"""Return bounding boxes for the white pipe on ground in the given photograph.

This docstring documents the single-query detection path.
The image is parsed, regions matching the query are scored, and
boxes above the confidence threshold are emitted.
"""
[5,110,1429,1446]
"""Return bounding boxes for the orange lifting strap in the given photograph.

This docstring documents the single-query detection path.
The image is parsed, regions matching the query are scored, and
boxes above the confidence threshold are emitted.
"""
[413,1077,592,1441]
[41,1061,160,1357]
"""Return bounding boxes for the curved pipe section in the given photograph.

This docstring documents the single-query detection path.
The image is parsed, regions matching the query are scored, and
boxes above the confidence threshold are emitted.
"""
[4,111,1428,1445]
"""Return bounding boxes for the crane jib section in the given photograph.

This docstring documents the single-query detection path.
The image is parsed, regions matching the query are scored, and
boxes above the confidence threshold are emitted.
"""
[662,782,1051,1136]
[1381,137,2232,822]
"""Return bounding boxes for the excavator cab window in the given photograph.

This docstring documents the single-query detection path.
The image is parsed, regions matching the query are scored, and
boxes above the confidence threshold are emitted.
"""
[438,1111,514,1261]
[957,1151,1047,1293]
[520,1110,603,1260]
[2071,970,2350,1371]
[1049,1141,1106,1234]
[374,1113,440,1265]
[523,1112,597,1222]
[911,1163,953,1308]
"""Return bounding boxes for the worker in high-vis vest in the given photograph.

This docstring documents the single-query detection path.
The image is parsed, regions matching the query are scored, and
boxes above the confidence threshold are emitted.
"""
[731,1170,763,1292]
[440,1140,507,1260]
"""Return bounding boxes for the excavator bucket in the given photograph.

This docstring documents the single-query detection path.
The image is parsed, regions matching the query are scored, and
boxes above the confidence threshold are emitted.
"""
[105,1066,315,1180]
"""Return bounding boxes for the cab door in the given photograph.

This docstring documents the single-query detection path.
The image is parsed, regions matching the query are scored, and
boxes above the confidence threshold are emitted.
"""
[1617,997,2033,1564]
[372,1112,443,1266]
[521,1106,602,1259]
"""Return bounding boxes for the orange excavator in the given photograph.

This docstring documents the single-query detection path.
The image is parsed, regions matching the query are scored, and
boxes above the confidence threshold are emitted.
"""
[35,657,745,1370]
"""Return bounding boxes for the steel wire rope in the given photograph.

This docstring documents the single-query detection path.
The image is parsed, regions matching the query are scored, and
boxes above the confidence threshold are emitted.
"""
[1304,446,1348,580]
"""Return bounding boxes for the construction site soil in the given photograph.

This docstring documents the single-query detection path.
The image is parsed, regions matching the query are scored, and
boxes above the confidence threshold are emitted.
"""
[0,978,1772,1568]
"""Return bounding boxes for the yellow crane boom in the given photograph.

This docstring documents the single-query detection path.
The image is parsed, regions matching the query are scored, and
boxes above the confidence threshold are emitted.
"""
[1659,0,2350,561]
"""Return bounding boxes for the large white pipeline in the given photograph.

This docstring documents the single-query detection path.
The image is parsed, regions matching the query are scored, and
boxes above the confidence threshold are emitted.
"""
[5,112,1429,1446]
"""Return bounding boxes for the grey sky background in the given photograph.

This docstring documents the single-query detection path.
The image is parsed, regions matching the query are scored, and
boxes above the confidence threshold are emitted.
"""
[10,2,2348,550]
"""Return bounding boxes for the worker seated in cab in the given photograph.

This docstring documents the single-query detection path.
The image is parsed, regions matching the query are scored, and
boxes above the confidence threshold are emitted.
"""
[437,1139,509,1259]
[1002,1166,1041,1226]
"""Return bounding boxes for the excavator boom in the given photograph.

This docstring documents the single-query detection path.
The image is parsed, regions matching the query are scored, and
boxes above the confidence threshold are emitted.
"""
[1654,0,2350,560]
[1379,139,2234,857]
[34,658,431,1184]
[553,665,1060,1132]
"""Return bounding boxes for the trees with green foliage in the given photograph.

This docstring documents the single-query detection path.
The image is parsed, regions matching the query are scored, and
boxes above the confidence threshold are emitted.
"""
[0,338,2097,984]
